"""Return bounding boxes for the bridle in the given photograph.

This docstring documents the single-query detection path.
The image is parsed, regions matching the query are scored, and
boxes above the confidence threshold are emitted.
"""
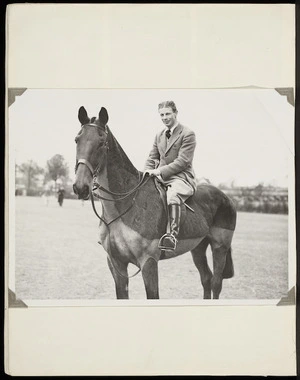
[75,158,96,177]
[74,122,151,279]
[74,122,108,178]
[74,122,150,214]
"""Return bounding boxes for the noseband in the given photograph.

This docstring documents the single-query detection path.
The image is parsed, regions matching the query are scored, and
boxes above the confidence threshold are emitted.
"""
[75,158,95,176]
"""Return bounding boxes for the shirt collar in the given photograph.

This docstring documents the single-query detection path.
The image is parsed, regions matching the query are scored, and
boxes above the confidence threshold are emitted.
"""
[165,121,179,136]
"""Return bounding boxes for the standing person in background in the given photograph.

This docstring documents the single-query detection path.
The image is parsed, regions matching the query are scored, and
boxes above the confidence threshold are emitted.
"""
[144,101,197,250]
[57,187,65,207]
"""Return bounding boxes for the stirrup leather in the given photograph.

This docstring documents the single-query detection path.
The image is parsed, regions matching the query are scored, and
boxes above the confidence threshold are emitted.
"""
[158,233,178,251]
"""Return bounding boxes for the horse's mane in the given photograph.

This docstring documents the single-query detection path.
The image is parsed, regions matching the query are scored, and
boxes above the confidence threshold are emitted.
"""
[106,128,140,193]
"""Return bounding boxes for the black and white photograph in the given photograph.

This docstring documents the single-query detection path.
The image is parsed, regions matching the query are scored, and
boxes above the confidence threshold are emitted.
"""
[9,88,294,304]
[5,3,296,377]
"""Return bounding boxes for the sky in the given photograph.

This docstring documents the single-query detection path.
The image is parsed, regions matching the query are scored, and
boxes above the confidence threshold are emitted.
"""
[9,88,294,187]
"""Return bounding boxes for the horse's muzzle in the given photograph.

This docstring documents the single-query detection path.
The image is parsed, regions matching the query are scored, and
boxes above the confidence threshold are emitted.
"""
[73,182,90,200]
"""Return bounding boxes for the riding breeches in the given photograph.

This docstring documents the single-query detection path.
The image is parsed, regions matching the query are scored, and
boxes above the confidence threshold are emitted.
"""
[161,176,194,205]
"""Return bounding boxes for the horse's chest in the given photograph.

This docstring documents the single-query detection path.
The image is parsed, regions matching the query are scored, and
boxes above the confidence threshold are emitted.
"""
[98,221,149,261]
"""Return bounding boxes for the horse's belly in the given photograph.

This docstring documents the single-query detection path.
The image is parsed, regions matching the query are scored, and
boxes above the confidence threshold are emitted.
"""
[99,221,204,264]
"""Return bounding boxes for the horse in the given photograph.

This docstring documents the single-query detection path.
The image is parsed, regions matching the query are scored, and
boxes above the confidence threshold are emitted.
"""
[73,106,237,299]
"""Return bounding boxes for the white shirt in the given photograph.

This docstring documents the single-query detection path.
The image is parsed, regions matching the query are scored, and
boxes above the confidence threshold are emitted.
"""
[165,121,179,137]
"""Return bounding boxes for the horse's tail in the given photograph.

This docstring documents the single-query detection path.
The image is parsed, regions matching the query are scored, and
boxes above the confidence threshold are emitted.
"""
[222,246,234,279]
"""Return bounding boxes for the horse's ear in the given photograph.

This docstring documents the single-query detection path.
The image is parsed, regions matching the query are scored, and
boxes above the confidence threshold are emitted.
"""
[78,106,90,125]
[99,107,109,126]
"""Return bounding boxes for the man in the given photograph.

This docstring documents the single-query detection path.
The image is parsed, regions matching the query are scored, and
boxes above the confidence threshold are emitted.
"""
[144,101,197,250]
[57,186,65,207]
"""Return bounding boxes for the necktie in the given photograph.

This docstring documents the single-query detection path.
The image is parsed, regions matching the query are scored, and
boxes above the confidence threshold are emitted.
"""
[166,129,171,139]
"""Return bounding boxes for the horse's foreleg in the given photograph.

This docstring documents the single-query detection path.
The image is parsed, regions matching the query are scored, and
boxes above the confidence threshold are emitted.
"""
[107,256,129,299]
[191,238,212,299]
[141,257,159,299]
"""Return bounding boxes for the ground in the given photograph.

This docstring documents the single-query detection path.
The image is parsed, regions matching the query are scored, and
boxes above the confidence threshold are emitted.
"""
[14,196,289,301]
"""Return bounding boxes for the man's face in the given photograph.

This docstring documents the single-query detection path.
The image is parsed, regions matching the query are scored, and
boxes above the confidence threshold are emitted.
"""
[159,107,177,129]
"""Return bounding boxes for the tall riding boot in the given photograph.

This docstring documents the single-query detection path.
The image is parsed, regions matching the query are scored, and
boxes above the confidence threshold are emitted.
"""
[158,203,181,251]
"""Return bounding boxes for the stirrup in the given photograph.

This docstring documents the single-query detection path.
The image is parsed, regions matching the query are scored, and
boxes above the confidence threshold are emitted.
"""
[158,233,177,251]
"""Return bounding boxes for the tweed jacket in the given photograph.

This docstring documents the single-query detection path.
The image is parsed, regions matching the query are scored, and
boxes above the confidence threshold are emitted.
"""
[144,123,197,191]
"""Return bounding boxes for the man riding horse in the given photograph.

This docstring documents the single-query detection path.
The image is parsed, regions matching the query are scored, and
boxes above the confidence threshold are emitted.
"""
[144,101,196,251]
[74,104,236,299]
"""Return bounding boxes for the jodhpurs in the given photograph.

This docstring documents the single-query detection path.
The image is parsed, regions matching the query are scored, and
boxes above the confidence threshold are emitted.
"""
[162,176,194,205]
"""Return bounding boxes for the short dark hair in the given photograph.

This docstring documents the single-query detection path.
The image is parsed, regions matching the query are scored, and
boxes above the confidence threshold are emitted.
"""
[158,101,178,113]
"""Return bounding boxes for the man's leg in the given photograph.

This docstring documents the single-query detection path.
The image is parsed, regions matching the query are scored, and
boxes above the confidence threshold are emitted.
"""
[159,179,194,250]
[164,202,181,249]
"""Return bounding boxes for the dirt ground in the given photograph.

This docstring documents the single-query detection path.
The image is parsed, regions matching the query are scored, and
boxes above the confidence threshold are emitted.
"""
[14,196,289,301]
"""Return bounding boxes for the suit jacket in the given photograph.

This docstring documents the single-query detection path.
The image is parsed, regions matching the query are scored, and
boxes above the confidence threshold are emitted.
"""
[144,123,197,191]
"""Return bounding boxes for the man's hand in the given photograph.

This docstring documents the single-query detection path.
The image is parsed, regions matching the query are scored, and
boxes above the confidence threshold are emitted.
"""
[145,169,161,177]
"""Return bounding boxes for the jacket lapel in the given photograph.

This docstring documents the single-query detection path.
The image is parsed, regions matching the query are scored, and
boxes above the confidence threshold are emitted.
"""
[165,124,183,153]
[161,128,168,150]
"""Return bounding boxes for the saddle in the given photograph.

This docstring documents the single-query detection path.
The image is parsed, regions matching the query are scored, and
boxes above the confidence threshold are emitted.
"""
[153,177,195,234]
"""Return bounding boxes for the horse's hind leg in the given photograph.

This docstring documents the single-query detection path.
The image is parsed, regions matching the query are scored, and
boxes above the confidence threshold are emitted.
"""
[107,256,129,299]
[141,257,159,299]
[209,227,234,299]
[191,237,213,299]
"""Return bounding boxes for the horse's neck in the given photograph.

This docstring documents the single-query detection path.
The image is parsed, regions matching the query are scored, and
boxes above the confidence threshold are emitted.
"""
[105,132,140,194]
[95,132,140,219]
[95,167,120,220]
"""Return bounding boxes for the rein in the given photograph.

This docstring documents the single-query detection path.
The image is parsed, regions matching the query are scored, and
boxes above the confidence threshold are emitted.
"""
[91,172,150,224]
[92,173,148,202]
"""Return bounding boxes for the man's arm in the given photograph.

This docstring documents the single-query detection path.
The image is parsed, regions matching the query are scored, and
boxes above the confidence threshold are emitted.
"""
[144,135,160,171]
[159,131,196,180]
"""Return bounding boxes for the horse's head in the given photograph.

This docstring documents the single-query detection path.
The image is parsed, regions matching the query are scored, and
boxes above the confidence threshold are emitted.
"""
[73,106,109,199]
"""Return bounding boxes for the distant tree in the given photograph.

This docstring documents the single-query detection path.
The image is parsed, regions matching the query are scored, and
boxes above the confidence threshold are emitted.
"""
[45,154,69,187]
[18,160,44,192]
[254,183,264,197]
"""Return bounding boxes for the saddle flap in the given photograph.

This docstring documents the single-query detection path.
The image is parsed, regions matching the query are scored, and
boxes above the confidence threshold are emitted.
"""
[153,177,194,230]
[153,177,168,214]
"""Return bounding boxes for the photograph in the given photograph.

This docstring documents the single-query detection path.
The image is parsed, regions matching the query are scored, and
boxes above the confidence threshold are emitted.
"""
[8,88,294,305]
[5,3,296,377]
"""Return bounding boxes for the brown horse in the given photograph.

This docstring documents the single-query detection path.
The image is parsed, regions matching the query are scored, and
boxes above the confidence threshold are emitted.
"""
[73,106,237,299]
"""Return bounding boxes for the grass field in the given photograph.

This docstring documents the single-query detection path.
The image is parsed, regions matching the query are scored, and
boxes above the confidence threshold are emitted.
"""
[14,196,289,300]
